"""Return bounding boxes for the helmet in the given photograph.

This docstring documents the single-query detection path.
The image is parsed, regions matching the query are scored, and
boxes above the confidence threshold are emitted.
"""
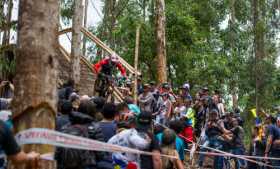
[111,53,119,62]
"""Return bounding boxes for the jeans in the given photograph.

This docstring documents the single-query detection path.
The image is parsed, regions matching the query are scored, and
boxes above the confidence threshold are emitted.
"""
[270,150,280,169]
[231,147,246,169]
[198,137,224,169]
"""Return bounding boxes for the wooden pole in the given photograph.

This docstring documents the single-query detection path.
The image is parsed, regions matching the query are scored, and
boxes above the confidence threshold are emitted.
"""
[82,0,88,56]
[71,0,84,87]
[134,26,141,103]
[155,0,167,83]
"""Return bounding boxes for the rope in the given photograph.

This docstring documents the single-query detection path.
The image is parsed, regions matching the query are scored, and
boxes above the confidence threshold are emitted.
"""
[153,121,275,168]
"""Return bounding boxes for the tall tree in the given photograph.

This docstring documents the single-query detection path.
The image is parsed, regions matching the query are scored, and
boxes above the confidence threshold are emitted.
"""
[71,0,83,86]
[155,0,167,83]
[11,0,59,168]
[252,0,266,112]
[229,0,238,109]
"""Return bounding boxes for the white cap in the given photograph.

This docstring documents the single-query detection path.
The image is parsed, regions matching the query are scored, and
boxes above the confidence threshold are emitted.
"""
[182,83,190,90]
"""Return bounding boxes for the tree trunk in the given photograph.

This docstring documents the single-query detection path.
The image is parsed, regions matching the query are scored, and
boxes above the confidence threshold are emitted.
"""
[252,0,265,112]
[82,0,88,56]
[71,0,84,87]
[229,0,238,109]
[155,0,167,83]
[2,0,13,45]
[11,0,59,168]
[134,26,140,103]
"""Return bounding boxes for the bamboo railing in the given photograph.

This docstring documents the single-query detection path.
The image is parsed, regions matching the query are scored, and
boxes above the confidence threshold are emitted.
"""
[58,44,124,102]
[58,27,141,76]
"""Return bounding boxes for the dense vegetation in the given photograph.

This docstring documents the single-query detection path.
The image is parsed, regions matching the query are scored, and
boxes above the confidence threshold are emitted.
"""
[1,0,280,122]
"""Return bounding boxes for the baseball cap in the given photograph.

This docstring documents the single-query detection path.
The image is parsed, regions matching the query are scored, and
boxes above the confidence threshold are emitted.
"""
[202,87,209,91]
[181,83,190,90]
[149,81,156,86]
[143,83,150,88]
[162,83,170,89]
[136,111,152,131]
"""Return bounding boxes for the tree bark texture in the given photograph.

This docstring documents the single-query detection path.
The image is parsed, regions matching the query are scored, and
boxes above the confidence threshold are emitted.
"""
[155,0,167,83]
[71,0,84,86]
[11,0,59,168]
[134,26,140,103]
[252,0,265,112]
[229,0,238,109]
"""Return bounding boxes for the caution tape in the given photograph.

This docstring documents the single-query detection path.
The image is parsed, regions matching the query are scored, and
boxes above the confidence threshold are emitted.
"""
[16,128,177,159]
[153,121,277,168]
[184,149,280,161]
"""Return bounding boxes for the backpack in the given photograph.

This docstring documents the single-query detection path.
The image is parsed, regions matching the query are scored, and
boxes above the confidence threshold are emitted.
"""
[55,124,97,169]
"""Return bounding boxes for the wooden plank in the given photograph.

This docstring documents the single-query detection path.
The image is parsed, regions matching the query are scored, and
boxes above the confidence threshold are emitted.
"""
[80,27,141,75]
[58,27,72,35]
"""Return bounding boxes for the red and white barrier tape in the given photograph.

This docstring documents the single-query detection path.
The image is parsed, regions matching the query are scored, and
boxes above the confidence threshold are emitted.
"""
[153,121,277,168]
[16,128,177,160]
[184,149,280,161]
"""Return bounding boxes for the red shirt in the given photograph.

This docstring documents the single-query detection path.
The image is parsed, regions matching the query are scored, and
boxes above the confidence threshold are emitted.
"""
[93,58,126,76]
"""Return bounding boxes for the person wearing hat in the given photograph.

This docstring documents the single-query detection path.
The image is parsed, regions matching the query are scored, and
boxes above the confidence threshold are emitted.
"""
[138,84,156,115]
[201,87,209,97]
[180,83,192,101]
[155,92,172,126]
[161,83,176,103]
[108,111,162,169]
[135,111,162,169]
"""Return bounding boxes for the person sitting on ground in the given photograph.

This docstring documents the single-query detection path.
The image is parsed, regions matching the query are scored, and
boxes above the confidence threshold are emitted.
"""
[160,129,185,169]
[0,120,39,167]
[56,100,72,131]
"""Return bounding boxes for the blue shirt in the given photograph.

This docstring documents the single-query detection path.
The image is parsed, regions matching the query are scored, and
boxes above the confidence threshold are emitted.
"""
[99,121,117,142]
[156,133,185,160]
[267,124,280,150]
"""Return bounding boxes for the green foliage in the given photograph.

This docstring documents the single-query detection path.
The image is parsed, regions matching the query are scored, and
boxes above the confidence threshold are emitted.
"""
[0,46,16,79]
[60,0,74,25]
[84,0,280,113]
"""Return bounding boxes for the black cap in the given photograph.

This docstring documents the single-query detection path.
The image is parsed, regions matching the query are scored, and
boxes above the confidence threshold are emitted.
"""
[149,81,156,86]
[162,83,170,89]
[137,111,152,131]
